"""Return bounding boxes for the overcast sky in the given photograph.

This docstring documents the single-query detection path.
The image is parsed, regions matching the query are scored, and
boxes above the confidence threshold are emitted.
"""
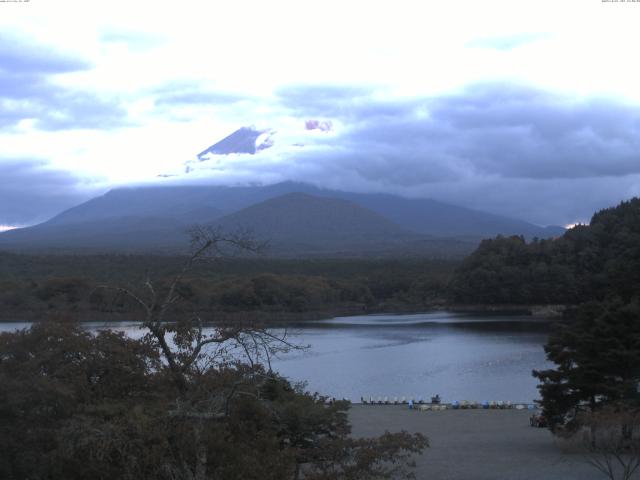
[1,0,640,229]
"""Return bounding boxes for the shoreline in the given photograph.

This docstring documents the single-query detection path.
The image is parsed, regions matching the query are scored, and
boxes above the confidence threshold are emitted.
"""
[352,401,537,408]
[0,303,567,323]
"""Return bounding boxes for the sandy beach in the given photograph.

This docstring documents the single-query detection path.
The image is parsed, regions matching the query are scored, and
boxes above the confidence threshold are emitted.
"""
[349,405,610,480]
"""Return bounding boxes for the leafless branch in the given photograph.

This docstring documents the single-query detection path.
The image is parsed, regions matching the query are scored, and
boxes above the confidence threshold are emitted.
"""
[580,405,640,480]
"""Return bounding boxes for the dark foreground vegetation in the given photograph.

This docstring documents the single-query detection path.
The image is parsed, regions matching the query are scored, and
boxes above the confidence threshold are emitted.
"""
[531,298,640,480]
[0,229,426,479]
[0,320,426,480]
[0,253,456,321]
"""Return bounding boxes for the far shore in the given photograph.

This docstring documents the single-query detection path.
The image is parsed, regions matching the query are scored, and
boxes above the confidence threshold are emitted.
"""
[349,405,605,480]
[0,303,567,323]
[441,303,567,317]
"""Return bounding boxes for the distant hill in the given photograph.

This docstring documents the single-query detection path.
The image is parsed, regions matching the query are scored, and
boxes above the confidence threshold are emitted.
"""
[45,186,224,227]
[305,187,566,239]
[0,216,192,253]
[0,182,563,256]
[216,192,415,254]
[37,182,563,236]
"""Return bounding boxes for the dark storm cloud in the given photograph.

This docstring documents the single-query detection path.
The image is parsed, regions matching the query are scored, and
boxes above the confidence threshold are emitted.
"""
[0,32,128,130]
[277,83,640,181]
[0,158,97,225]
[269,83,640,225]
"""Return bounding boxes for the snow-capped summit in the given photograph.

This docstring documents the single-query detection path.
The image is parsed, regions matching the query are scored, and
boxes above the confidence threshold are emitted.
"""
[196,126,274,160]
[167,120,335,178]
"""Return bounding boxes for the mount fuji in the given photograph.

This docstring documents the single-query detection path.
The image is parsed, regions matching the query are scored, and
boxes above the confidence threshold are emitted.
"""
[0,127,564,255]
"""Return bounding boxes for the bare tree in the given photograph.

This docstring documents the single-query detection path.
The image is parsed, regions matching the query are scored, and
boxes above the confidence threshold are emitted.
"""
[99,230,286,383]
[579,405,640,480]
[94,226,312,479]
[118,226,301,381]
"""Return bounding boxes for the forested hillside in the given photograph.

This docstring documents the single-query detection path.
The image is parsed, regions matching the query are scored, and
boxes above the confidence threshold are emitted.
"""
[0,254,455,321]
[450,198,640,305]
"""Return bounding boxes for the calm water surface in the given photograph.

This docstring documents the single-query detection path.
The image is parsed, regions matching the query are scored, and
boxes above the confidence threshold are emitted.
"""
[270,312,553,403]
[1,312,553,403]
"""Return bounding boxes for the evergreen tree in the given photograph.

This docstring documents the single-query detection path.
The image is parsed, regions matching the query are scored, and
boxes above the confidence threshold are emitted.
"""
[533,301,640,432]
[450,198,640,306]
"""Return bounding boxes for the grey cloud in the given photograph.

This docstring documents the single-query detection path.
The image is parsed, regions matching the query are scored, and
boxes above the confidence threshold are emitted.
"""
[425,85,640,179]
[0,84,127,131]
[149,82,256,124]
[36,91,128,130]
[0,34,89,75]
[421,174,640,227]
[100,30,165,51]
[0,70,44,99]
[0,158,98,225]
[467,33,549,51]
[228,82,640,225]
[0,32,128,130]
[275,148,639,226]
[278,83,640,182]
[275,84,377,118]
[154,84,249,106]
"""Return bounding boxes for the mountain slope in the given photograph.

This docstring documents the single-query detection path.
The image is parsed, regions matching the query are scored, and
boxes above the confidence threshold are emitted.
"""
[0,216,191,252]
[41,182,562,236]
[287,184,565,238]
[216,192,413,250]
[0,182,563,255]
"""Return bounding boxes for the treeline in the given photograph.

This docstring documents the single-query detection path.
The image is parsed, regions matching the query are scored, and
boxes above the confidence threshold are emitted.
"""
[450,198,640,305]
[0,255,456,320]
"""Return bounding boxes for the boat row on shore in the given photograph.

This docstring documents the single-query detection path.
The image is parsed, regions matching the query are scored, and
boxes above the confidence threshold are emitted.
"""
[358,397,537,410]
[413,401,536,411]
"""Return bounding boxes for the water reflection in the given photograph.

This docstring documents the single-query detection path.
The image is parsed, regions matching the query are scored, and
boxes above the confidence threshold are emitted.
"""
[270,312,553,403]
[0,312,554,403]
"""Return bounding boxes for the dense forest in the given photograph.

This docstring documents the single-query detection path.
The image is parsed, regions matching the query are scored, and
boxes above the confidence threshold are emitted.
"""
[450,198,640,305]
[0,254,455,321]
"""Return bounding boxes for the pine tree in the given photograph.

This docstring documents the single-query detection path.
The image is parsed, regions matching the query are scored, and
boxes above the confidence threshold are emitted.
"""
[533,301,640,432]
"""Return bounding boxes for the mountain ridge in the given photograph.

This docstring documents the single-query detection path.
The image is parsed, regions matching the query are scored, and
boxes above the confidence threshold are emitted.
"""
[0,182,564,256]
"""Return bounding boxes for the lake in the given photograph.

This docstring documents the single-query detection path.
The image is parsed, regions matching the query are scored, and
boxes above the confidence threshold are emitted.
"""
[0,311,554,403]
